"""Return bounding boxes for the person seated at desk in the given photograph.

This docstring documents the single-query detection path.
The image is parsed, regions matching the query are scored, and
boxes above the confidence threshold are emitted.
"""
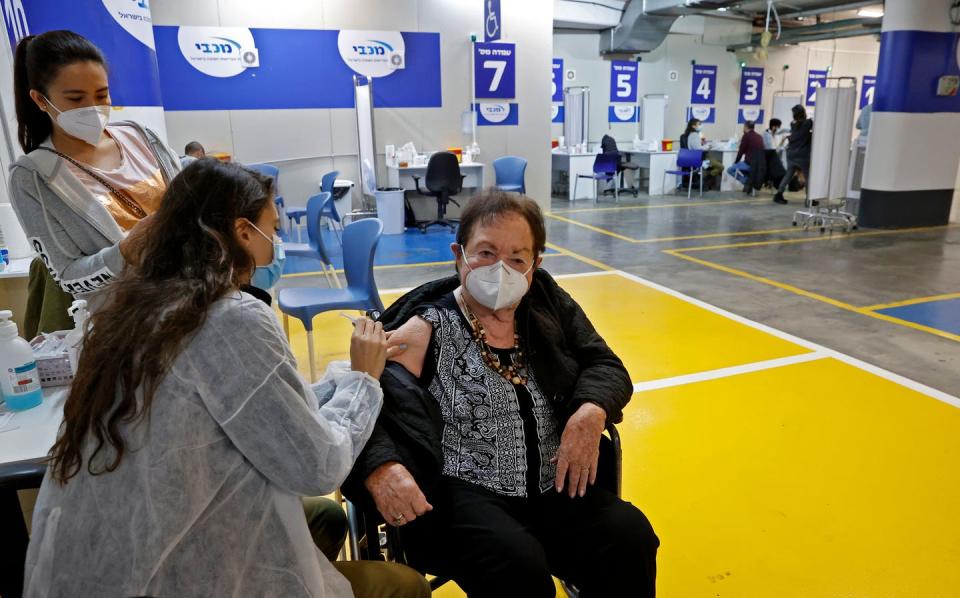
[180,140,205,168]
[22,159,429,598]
[680,118,722,187]
[344,189,660,598]
[763,118,784,150]
[726,120,765,190]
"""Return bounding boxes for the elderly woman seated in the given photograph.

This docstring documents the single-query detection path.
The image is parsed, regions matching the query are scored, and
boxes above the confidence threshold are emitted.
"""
[343,190,658,597]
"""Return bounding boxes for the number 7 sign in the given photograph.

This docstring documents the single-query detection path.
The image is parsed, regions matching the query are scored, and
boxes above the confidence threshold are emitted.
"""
[474,42,516,99]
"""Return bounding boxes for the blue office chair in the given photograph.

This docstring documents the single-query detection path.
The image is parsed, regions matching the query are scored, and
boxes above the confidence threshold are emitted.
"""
[493,156,527,193]
[278,218,385,382]
[246,162,286,229]
[574,152,619,201]
[663,149,705,198]
[320,170,343,243]
[283,192,340,290]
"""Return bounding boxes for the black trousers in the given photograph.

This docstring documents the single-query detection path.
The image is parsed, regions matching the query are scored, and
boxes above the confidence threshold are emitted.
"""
[399,477,659,598]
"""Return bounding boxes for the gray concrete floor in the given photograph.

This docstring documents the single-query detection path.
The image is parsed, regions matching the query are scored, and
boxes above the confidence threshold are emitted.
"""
[278,188,960,395]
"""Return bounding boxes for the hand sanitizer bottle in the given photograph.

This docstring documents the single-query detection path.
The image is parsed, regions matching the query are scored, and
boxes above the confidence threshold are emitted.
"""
[0,310,42,411]
[65,300,89,373]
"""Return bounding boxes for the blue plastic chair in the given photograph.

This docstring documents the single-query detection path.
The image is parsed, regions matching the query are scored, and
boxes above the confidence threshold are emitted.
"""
[663,149,705,198]
[278,218,385,381]
[284,192,340,289]
[246,163,286,228]
[574,152,619,201]
[493,156,527,193]
[319,170,343,243]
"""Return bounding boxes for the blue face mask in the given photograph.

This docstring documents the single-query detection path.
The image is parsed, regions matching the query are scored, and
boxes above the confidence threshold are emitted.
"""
[248,222,286,290]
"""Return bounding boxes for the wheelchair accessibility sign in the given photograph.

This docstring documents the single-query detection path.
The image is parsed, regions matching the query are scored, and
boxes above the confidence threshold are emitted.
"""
[484,0,501,42]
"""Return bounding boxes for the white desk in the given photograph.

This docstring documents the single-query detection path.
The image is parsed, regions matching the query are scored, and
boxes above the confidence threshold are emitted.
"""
[0,387,66,467]
[386,163,485,191]
[621,149,679,196]
[552,150,601,200]
[0,257,32,280]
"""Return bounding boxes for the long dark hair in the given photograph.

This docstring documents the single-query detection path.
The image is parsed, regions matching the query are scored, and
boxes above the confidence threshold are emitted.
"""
[684,118,700,136]
[48,160,275,483]
[13,30,106,153]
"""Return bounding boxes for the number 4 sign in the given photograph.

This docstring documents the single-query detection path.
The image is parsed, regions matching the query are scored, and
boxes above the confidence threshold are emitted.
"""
[691,65,717,105]
[474,42,516,99]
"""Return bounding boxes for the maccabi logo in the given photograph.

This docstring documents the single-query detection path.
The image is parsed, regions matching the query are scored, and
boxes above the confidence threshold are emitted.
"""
[195,36,241,55]
[352,39,394,56]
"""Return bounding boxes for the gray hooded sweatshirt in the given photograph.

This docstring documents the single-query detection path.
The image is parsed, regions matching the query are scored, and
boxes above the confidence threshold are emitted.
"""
[7,121,181,309]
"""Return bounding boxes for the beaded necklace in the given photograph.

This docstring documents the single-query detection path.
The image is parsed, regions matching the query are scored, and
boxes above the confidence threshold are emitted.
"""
[455,289,528,386]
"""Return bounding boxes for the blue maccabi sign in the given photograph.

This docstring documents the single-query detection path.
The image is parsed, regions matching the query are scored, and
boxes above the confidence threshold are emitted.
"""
[690,64,717,105]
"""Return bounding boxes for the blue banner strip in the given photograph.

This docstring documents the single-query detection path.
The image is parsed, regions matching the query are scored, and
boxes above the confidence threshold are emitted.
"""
[875,30,960,113]
[154,27,441,110]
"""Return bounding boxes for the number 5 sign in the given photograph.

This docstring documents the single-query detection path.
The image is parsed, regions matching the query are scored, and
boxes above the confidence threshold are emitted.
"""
[609,60,638,103]
[474,42,516,99]
[690,65,717,105]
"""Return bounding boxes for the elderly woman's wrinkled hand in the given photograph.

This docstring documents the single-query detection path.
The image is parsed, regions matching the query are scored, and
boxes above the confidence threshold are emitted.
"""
[552,402,607,498]
[366,461,433,526]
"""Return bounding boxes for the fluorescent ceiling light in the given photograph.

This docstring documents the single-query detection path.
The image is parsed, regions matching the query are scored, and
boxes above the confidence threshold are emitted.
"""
[857,7,884,18]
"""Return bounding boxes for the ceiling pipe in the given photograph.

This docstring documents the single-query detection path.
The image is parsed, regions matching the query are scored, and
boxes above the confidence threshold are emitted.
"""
[727,24,881,50]
[776,0,882,19]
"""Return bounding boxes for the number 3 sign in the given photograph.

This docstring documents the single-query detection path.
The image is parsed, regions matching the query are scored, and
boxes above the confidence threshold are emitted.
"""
[739,67,763,106]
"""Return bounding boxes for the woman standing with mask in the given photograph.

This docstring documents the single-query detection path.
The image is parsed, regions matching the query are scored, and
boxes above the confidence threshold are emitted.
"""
[8,30,180,334]
[23,160,420,597]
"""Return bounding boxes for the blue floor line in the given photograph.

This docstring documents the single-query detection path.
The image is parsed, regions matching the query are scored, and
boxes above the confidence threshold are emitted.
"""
[876,298,960,336]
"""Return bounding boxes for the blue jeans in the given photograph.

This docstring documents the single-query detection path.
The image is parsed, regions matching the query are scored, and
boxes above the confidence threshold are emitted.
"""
[727,162,750,183]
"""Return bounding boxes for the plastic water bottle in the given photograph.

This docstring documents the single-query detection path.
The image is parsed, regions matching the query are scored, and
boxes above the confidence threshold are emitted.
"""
[0,310,42,411]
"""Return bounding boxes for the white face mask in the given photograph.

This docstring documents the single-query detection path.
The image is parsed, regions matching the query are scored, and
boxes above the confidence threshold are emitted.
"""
[42,95,110,146]
[461,247,533,311]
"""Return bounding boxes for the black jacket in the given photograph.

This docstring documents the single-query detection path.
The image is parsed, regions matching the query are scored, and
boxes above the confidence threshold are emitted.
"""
[342,270,633,511]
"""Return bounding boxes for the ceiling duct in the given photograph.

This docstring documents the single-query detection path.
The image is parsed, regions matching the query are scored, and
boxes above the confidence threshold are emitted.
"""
[599,0,677,54]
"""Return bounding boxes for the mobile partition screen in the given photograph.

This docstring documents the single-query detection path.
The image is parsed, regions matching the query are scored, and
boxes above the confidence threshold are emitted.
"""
[642,94,667,142]
[563,87,590,149]
[354,75,378,201]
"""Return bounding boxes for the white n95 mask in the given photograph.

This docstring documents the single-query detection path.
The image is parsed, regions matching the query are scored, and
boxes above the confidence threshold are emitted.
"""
[462,251,533,311]
[43,95,111,146]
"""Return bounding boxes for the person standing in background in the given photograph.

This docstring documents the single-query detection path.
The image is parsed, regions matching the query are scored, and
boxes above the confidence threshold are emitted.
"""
[773,105,813,205]
[763,118,784,150]
[8,30,181,336]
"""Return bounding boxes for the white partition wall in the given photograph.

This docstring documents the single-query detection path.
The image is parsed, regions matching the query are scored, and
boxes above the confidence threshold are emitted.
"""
[808,84,857,202]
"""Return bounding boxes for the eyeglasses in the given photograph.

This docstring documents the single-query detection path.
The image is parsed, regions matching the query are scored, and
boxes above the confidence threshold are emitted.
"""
[460,245,533,273]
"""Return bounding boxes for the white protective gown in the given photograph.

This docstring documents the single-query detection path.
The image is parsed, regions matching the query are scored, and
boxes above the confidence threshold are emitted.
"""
[23,292,382,597]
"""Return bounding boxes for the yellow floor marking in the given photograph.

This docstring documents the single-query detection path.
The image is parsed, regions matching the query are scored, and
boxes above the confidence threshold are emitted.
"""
[543,241,615,272]
[547,211,800,244]
[549,198,759,215]
[861,292,960,311]
[624,357,960,597]
[673,224,958,253]
[555,274,811,382]
[665,249,960,342]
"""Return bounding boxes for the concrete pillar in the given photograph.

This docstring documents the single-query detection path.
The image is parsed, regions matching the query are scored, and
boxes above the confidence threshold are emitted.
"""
[859,0,960,228]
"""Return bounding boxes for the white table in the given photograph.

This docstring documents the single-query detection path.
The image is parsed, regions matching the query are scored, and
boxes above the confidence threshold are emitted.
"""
[0,257,32,280]
[552,150,601,201]
[0,257,35,331]
[386,163,485,191]
[0,387,66,467]
[621,149,679,196]
[705,147,741,191]
[1,387,65,595]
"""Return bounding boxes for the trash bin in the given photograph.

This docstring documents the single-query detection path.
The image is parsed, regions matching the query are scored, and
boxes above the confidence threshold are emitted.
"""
[374,187,405,235]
